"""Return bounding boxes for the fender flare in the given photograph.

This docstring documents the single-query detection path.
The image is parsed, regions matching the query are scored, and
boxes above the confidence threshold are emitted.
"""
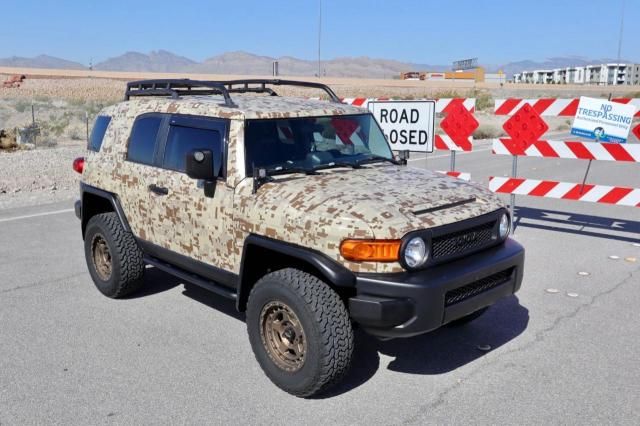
[236,234,356,311]
[80,183,131,235]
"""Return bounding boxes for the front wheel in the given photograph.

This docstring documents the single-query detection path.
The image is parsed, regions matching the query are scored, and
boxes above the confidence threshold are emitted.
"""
[246,268,354,397]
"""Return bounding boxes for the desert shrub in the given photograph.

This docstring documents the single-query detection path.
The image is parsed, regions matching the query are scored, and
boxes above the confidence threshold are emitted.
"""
[13,100,32,113]
[85,101,108,117]
[431,90,463,99]
[69,130,84,141]
[473,124,504,140]
[68,98,88,108]
[472,90,494,112]
[39,113,70,137]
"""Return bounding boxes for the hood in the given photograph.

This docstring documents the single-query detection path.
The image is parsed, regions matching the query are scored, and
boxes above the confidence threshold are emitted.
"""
[241,164,504,240]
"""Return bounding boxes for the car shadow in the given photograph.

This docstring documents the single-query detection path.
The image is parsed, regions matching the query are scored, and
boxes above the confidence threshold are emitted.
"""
[122,266,183,299]
[128,268,529,398]
[513,206,640,243]
[319,295,529,398]
[181,283,246,322]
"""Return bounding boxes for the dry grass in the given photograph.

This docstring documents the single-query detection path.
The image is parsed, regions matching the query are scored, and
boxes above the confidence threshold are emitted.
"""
[473,124,505,140]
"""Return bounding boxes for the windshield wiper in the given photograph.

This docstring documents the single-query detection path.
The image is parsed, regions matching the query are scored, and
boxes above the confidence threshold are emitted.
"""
[252,161,362,194]
[266,165,319,176]
[252,164,317,193]
[354,155,399,166]
[313,161,361,171]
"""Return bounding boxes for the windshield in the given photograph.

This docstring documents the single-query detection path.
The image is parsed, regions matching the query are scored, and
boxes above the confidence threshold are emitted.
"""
[244,114,393,175]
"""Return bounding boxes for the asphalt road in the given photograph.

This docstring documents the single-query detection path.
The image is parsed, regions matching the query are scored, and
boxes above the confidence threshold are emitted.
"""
[1,147,639,425]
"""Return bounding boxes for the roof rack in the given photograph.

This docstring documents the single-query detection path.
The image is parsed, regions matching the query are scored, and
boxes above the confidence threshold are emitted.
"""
[219,79,341,103]
[124,78,341,106]
[124,79,237,107]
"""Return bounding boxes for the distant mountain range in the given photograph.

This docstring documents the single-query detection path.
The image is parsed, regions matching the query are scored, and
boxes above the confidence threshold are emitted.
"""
[0,54,88,70]
[0,51,635,78]
[95,50,439,79]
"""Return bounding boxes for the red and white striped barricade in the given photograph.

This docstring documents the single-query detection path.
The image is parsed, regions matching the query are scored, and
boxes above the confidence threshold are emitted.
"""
[489,178,640,207]
[490,99,640,217]
[495,98,640,117]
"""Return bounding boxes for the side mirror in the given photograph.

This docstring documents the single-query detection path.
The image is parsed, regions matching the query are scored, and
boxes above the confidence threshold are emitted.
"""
[186,149,216,180]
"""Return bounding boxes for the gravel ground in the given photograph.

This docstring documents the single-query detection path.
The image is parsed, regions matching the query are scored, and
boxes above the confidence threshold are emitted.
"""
[0,144,84,209]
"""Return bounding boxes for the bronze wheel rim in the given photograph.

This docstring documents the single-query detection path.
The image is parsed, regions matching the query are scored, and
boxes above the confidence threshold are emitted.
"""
[260,301,307,372]
[91,233,112,281]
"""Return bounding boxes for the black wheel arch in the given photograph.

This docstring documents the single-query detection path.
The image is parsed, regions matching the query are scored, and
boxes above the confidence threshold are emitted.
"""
[237,234,356,312]
[80,183,131,237]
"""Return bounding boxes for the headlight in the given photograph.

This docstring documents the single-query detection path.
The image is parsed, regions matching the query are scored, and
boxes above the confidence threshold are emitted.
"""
[404,237,428,268]
[499,213,511,239]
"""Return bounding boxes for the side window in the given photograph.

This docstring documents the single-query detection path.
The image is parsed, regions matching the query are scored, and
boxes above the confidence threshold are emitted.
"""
[127,115,163,165]
[163,125,223,175]
[88,116,111,152]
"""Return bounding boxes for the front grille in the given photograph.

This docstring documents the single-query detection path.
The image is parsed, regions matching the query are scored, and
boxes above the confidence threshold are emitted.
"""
[445,268,513,306]
[432,221,496,260]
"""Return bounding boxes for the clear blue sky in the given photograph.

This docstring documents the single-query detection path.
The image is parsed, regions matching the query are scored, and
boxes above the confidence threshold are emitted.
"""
[1,0,637,66]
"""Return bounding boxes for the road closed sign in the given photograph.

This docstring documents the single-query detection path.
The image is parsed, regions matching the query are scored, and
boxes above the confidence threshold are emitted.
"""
[571,97,637,143]
[368,100,436,152]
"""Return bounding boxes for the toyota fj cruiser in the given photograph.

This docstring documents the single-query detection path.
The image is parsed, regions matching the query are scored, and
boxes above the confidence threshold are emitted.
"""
[74,79,524,397]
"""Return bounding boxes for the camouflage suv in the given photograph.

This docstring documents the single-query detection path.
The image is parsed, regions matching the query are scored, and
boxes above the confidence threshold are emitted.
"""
[74,79,524,397]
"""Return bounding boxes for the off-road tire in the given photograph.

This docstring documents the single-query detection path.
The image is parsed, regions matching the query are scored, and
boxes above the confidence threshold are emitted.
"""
[84,212,145,298]
[447,307,489,327]
[246,268,354,398]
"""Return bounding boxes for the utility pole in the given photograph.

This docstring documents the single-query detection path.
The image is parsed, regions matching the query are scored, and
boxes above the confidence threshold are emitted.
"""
[616,0,625,65]
[318,0,322,78]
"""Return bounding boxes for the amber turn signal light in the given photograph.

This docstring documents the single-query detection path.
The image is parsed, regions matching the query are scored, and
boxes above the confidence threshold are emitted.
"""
[340,239,401,262]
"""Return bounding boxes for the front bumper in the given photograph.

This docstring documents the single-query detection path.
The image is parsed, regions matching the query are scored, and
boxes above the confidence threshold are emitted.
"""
[348,238,524,338]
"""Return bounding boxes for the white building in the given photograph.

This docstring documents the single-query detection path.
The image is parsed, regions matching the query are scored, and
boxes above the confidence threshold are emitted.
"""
[513,63,639,85]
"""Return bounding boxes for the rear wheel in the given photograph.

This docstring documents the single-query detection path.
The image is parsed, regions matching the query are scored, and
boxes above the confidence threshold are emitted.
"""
[84,212,145,298]
[246,268,354,397]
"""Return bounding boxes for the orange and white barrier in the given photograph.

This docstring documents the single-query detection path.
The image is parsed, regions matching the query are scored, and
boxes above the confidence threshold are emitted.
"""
[492,139,640,162]
[489,98,639,217]
[495,98,640,117]
[489,177,640,207]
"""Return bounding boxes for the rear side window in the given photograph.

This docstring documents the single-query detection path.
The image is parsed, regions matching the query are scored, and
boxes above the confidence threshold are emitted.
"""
[88,116,111,152]
[163,125,222,174]
[127,115,163,165]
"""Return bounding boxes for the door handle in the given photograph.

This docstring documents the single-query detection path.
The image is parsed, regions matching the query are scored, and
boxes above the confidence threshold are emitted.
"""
[148,184,169,196]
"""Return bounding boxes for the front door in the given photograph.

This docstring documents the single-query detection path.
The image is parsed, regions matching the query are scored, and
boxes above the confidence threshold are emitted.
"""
[151,115,236,273]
